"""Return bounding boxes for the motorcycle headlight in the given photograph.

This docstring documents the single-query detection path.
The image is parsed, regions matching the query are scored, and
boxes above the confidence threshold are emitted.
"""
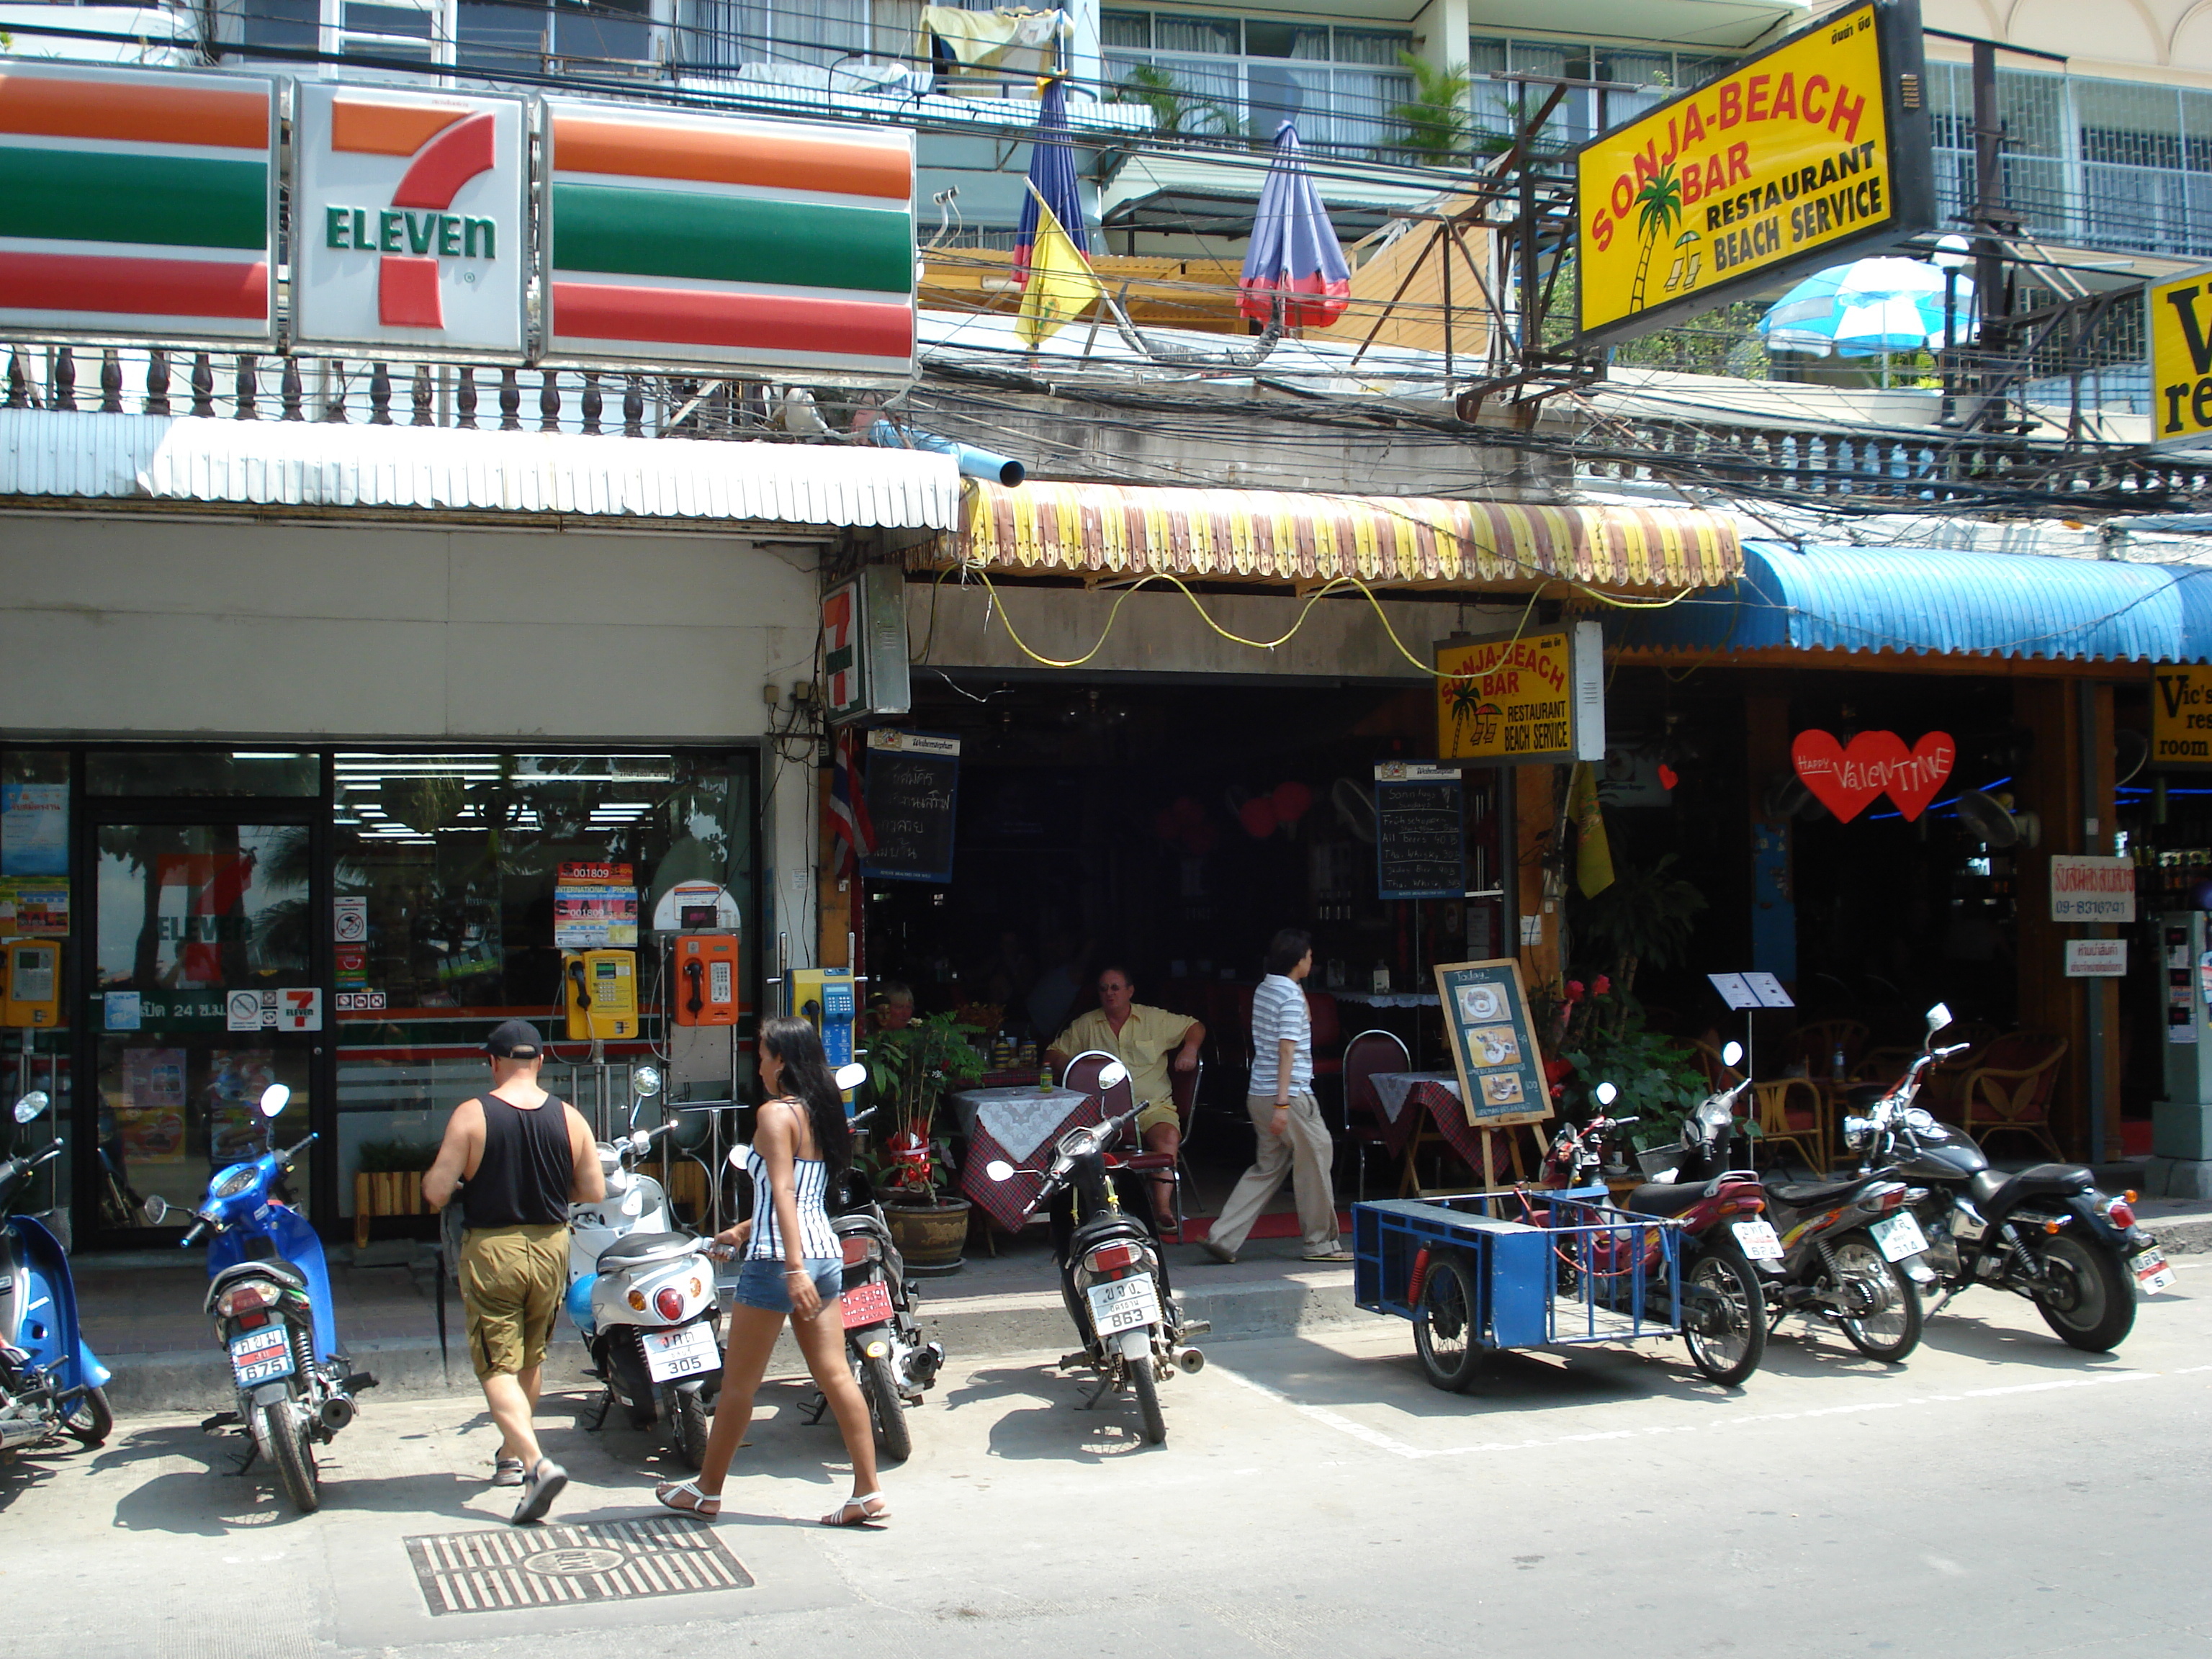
[1842,1116,1872,1149]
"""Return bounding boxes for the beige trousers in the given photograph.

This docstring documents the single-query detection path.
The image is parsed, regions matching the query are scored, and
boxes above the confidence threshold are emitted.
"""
[1209,1092,1339,1256]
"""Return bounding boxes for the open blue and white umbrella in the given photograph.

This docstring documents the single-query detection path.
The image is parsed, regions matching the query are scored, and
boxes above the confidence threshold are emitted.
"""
[1760,256,1977,357]
[1239,120,1349,328]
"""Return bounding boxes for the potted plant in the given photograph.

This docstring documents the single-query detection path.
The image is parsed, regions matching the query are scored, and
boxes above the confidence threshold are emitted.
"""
[1550,979,1711,1172]
[865,1010,986,1274]
[351,1138,437,1249]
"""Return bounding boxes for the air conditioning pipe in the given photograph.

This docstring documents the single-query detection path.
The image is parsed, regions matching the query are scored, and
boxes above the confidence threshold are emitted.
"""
[867,418,1025,487]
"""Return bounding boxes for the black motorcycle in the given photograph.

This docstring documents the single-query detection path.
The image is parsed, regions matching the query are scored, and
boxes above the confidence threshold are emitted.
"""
[986,1086,1206,1447]
[1845,1002,2171,1353]
[814,1157,943,1463]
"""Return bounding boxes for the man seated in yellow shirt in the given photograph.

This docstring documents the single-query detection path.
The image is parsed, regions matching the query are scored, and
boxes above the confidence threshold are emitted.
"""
[1046,966,1205,1231]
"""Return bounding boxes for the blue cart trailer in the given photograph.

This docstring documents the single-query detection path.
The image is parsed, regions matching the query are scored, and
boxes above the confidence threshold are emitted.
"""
[1353,1191,1696,1392]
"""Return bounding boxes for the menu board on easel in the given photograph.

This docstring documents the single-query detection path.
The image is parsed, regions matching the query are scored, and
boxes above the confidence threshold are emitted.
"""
[1433,957,1553,1131]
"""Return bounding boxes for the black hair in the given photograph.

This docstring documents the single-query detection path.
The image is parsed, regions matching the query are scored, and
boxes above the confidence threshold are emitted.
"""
[876,979,914,1005]
[1265,928,1313,976]
[759,1016,852,1178]
[1095,964,1133,988]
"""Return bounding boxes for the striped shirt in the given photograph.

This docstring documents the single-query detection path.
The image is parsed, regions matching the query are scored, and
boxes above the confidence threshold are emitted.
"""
[744,1140,840,1262]
[1248,974,1313,1097]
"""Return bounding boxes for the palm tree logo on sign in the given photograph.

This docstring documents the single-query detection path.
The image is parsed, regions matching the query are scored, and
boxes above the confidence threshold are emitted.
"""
[1629,163,1684,313]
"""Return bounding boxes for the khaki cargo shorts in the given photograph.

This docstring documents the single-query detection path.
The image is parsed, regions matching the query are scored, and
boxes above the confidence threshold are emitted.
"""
[459,1223,567,1381]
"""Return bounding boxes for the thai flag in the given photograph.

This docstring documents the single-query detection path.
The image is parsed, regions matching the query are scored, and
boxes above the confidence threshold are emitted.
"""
[829,727,876,878]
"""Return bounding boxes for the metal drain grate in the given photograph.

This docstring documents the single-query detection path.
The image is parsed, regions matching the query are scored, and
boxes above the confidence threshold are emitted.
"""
[404,1516,752,1616]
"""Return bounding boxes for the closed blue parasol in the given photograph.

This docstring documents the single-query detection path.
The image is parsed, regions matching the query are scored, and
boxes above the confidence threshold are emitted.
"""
[1015,78,1087,286]
[1239,120,1349,328]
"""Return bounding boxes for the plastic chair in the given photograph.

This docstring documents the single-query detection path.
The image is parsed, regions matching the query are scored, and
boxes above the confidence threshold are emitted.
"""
[1340,1028,1410,1200]
[1960,1033,2069,1159]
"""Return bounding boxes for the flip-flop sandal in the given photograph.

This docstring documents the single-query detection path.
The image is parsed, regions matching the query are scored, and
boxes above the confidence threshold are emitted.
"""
[655,1478,722,1518]
[820,1493,890,1527]
[491,1457,526,1488]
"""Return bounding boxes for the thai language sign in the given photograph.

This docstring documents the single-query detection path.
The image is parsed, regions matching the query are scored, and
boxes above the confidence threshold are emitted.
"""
[1573,0,1933,346]
[2064,939,2128,977]
[1436,622,1604,765]
[2152,666,2212,768]
[2049,855,2136,924]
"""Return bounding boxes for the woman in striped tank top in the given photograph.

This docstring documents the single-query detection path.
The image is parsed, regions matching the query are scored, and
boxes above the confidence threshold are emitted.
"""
[654,1017,887,1527]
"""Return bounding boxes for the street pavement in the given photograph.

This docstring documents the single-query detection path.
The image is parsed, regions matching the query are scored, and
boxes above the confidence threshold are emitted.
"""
[4,1264,2206,1659]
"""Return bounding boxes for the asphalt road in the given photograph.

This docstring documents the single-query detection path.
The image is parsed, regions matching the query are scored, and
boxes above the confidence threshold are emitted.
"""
[4,1265,2206,1659]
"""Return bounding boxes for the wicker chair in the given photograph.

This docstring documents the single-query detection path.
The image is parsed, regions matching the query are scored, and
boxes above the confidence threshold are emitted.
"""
[1959,1033,2069,1160]
[1752,1079,1829,1172]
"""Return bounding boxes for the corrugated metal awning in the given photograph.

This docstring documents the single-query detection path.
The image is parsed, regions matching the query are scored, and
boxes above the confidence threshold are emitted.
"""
[0,410,961,530]
[1610,541,2212,663]
[948,478,1741,593]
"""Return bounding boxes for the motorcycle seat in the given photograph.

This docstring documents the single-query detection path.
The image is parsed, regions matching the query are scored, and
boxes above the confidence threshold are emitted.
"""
[1624,1180,1712,1218]
[1967,1169,2009,1209]
[593,1231,696,1273]
[1768,1179,1866,1208]
[210,1259,305,1294]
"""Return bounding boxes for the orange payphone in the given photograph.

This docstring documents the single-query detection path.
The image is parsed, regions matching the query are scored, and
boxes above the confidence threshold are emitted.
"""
[673,933,739,1027]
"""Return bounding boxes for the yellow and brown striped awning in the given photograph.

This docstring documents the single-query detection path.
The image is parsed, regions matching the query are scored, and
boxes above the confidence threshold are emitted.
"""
[948,479,1741,592]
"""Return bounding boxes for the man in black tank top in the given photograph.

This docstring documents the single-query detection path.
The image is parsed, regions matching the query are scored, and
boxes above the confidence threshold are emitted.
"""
[424,1019,603,1524]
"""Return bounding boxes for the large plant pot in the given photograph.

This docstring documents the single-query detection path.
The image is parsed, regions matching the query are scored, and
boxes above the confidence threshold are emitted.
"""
[884,1197,971,1277]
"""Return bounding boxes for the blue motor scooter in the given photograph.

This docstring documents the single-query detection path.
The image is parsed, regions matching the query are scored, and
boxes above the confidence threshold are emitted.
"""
[0,1089,114,1452]
[145,1084,374,1513]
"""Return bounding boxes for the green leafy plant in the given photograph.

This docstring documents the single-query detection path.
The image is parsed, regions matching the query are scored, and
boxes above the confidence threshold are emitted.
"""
[1557,990,1709,1151]
[1390,52,1471,163]
[355,1139,438,1174]
[1573,851,1706,997]
[865,1011,986,1200]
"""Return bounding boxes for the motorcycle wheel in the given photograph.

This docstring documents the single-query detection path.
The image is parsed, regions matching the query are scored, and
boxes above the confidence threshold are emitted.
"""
[667,1386,709,1471]
[2033,1233,2137,1352]
[62,1387,113,1448]
[1128,1353,1166,1446]
[861,1352,912,1463]
[261,1400,320,1514]
[1682,1245,1766,1387]
[1830,1238,1923,1362]
[1413,1253,1486,1393]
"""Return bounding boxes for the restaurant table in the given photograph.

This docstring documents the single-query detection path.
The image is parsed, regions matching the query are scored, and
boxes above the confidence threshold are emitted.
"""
[1331,990,1442,1009]
[952,1084,1100,1233]
[1371,1070,1535,1187]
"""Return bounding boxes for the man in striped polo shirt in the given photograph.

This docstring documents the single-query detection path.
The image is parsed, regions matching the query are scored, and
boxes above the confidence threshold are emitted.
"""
[1202,928,1349,1264]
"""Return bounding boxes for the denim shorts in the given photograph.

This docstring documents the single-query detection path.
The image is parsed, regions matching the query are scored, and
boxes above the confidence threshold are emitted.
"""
[731,1256,842,1314]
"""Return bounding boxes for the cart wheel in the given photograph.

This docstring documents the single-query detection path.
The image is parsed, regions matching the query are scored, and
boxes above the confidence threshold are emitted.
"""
[1413,1253,1486,1393]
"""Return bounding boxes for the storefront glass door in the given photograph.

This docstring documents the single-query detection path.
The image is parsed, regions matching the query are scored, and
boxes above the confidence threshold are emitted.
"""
[86,819,321,1238]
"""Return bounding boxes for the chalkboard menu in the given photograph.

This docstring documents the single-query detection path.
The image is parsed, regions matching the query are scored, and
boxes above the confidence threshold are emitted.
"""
[1374,762,1465,900]
[1433,958,1552,1130]
[862,731,961,885]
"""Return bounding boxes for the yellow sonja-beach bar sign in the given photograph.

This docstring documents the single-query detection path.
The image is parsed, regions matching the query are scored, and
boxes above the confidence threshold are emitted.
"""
[1573,0,1934,346]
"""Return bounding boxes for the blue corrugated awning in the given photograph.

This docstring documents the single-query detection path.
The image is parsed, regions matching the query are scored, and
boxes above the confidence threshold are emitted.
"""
[1609,541,2212,664]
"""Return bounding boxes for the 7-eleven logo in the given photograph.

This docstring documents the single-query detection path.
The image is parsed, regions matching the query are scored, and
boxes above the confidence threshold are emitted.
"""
[325,100,500,329]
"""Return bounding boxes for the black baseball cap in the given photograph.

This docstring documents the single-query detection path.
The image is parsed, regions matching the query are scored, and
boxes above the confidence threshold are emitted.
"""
[485,1019,544,1059]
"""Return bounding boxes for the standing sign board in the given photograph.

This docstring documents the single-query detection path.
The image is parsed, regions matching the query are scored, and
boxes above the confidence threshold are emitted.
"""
[2152,665,2212,767]
[860,731,960,885]
[1433,958,1553,1130]
[291,83,529,358]
[1437,621,1605,765]
[540,101,916,375]
[1373,763,1465,900]
[2146,264,2212,448]
[1572,0,1934,347]
[0,63,279,346]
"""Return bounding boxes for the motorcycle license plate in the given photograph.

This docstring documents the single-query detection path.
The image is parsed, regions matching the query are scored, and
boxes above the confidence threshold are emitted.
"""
[1086,1274,1161,1337]
[228,1326,293,1387]
[642,1322,719,1383]
[1731,1219,1784,1262]
[1869,1211,1930,1262]
[841,1280,896,1329]
[2136,1253,2177,1295]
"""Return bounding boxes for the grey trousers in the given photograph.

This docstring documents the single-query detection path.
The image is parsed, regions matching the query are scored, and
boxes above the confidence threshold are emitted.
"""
[1209,1092,1339,1255]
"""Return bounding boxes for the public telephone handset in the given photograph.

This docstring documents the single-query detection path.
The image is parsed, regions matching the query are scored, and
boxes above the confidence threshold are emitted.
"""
[683,956,705,1019]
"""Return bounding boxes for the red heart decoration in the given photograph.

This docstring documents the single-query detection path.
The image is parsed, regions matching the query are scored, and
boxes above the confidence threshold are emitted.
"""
[1657,763,1679,791]
[1883,732,1956,822]
[1791,729,1903,823]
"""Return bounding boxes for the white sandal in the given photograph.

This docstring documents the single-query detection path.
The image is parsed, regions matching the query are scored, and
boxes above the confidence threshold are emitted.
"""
[655,1478,722,1517]
[820,1492,890,1527]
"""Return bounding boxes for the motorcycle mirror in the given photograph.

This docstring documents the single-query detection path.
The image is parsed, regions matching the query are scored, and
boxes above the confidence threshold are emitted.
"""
[1097,1061,1130,1090]
[1721,1041,1743,1069]
[258,1084,290,1119]
[143,1195,169,1224]
[984,1159,1016,1183]
[630,1129,653,1154]
[834,1062,869,1093]
[12,1089,49,1124]
[1593,1082,1618,1107]
[631,1065,662,1098]
[726,1143,750,1170]
[1925,1001,1952,1033]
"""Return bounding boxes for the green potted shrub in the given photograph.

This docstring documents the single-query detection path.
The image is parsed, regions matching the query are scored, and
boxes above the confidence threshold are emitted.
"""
[866,1010,986,1274]
[1551,979,1712,1173]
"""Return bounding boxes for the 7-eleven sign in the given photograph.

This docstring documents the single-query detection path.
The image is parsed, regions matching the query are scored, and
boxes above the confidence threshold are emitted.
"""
[824,577,865,719]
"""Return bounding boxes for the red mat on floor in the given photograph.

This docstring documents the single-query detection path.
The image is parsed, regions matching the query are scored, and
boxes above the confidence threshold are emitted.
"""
[1181,1210,1354,1243]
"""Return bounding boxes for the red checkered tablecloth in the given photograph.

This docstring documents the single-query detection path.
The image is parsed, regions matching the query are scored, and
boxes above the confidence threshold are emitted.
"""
[956,1087,1104,1233]
[1374,1072,1537,1182]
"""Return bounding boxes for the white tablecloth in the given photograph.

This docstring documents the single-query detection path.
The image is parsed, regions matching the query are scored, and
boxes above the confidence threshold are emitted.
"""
[1331,990,1442,1008]
[950,1085,1092,1164]
[1371,1070,1459,1123]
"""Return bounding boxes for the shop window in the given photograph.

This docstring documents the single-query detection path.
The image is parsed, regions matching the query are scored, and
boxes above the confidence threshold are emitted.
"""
[330,750,755,1220]
[86,750,320,799]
